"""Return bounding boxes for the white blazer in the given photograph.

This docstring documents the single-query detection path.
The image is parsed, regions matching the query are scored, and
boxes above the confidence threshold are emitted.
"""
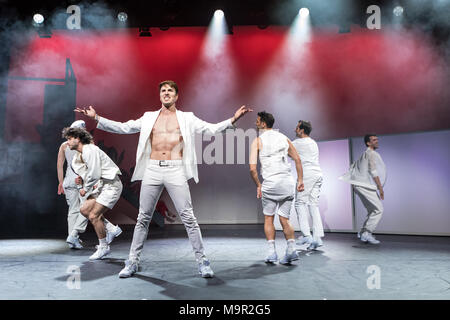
[339,148,386,190]
[72,144,121,193]
[97,108,234,183]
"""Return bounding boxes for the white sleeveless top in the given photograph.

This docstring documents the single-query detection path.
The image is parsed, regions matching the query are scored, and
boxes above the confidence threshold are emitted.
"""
[259,130,291,180]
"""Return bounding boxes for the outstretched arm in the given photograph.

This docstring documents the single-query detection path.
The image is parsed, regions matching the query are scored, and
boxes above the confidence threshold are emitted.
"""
[249,137,262,199]
[57,142,67,195]
[74,105,142,134]
[192,105,253,135]
[287,139,304,192]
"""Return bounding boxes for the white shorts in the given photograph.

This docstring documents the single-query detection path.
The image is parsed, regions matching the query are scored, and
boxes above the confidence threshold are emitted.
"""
[90,175,123,209]
[262,197,293,218]
[261,175,295,218]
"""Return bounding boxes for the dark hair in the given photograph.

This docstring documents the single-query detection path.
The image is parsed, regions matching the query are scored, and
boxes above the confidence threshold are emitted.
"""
[62,127,93,145]
[257,111,275,128]
[298,120,312,135]
[159,80,178,94]
[364,133,377,146]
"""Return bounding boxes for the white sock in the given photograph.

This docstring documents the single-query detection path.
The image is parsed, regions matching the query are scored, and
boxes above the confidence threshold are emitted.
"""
[99,238,108,247]
[267,240,276,254]
[286,239,296,254]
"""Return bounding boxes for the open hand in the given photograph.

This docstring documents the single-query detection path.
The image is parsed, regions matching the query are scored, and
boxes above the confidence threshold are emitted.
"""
[232,105,253,124]
[74,106,97,120]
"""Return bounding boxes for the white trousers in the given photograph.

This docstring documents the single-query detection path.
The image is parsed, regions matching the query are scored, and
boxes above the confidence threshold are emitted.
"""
[294,175,324,239]
[354,185,383,233]
[128,161,206,263]
[64,187,88,235]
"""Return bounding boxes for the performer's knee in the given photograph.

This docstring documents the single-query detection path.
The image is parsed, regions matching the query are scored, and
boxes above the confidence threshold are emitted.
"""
[88,213,100,222]
[80,206,89,217]
[181,213,198,228]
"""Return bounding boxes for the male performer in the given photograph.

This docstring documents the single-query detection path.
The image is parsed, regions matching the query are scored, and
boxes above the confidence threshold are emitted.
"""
[339,134,386,244]
[75,80,252,278]
[57,120,121,249]
[62,127,123,259]
[292,120,325,250]
[249,111,304,265]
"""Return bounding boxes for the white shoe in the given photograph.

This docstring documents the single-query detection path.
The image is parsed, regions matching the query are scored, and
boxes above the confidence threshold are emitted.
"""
[360,232,380,244]
[264,252,278,263]
[119,260,139,278]
[198,259,214,278]
[296,235,313,246]
[279,251,299,265]
[106,225,122,244]
[66,235,83,249]
[89,245,110,260]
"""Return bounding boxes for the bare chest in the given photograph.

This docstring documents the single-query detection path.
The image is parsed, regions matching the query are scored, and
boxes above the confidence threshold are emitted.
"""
[151,113,181,136]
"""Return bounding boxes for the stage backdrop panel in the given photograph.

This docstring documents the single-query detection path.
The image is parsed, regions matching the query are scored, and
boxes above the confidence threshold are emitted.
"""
[275,138,353,232]
[352,130,450,236]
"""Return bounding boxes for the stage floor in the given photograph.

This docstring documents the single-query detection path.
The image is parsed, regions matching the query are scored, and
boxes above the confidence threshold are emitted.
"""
[1,225,449,300]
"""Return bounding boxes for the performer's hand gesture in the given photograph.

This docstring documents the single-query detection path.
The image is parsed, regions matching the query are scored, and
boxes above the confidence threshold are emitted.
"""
[74,106,97,120]
[379,187,384,200]
[57,182,65,195]
[256,186,262,199]
[297,180,304,192]
[75,176,83,185]
[79,189,86,197]
[232,105,253,124]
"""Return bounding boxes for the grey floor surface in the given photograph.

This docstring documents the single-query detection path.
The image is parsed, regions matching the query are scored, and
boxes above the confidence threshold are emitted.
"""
[1,225,449,300]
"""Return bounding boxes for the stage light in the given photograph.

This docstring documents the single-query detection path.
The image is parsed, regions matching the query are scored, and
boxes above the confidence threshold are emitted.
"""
[214,10,224,19]
[118,12,128,22]
[33,13,44,25]
[299,8,309,18]
[393,6,404,17]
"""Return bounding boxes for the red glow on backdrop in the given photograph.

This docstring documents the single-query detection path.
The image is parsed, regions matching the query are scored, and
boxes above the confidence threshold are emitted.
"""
[5,25,449,147]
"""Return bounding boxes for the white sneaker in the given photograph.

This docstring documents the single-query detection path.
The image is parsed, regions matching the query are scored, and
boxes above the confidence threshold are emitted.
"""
[119,260,139,278]
[264,252,278,263]
[307,237,323,250]
[198,259,214,278]
[66,235,83,249]
[89,245,110,260]
[106,225,122,244]
[296,235,313,246]
[360,232,380,244]
[279,251,299,265]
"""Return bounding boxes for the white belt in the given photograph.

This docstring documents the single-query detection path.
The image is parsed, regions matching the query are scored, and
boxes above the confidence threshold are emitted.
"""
[148,159,184,167]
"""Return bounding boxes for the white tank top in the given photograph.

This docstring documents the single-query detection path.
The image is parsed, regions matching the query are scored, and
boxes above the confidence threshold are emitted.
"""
[258,130,291,180]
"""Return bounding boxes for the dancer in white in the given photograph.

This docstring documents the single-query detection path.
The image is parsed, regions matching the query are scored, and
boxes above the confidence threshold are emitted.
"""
[339,134,386,244]
[57,120,121,249]
[75,80,252,278]
[292,120,325,250]
[62,127,123,259]
[250,111,304,265]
